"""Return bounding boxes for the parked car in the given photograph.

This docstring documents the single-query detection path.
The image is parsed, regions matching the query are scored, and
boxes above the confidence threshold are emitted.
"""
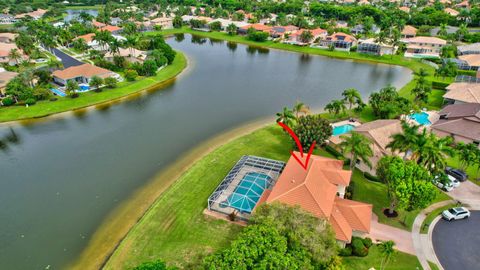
[442,207,470,221]
[432,175,456,192]
[446,167,468,182]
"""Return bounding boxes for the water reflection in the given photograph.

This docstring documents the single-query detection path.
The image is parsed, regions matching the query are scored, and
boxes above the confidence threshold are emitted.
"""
[209,37,224,45]
[246,46,269,55]
[226,41,237,52]
[174,33,185,42]
[0,128,20,153]
[191,35,207,45]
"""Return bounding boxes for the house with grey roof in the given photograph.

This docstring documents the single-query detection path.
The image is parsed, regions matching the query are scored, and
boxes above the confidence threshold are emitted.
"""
[432,103,480,147]
[457,43,480,55]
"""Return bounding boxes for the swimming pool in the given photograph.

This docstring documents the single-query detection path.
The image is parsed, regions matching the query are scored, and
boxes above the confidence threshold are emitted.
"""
[332,124,355,136]
[50,88,66,97]
[410,112,431,125]
[78,84,90,92]
[223,172,272,213]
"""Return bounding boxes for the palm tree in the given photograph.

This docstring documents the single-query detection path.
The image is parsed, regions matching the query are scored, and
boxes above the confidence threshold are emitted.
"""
[8,48,22,65]
[379,240,396,270]
[292,101,310,118]
[89,76,104,92]
[47,58,63,70]
[66,80,79,98]
[417,133,455,173]
[456,142,479,171]
[438,23,448,37]
[339,132,373,170]
[456,23,469,41]
[324,100,346,116]
[108,38,121,56]
[387,121,420,159]
[276,107,296,127]
[124,35,138,57]
[342,88,362,110]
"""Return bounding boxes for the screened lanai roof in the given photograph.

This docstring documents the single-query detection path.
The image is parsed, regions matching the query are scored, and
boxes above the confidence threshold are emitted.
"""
[208,155,285,218]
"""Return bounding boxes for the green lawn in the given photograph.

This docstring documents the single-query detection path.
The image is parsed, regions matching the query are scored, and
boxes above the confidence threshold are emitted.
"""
[342,245,422,270]
[420,203,458,234]
[102,124,447,269]
[63,5,105,10]
[351,169,451,231]
[429,261,441,270]
[447,156,480,184]
[0,51,186,123]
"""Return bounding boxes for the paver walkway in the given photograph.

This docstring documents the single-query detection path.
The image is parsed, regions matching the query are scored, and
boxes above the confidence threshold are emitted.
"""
[367,214,415,255]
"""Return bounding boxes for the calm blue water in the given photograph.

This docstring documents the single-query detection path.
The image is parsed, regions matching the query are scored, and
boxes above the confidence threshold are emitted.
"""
[332,124,355,136]
[410,112,431,125]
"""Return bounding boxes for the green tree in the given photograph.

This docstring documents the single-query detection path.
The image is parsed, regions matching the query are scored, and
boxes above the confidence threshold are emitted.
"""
[415,132,455,173]
[276,107,296,127]
[209,21,222,31]
[299,30,314,43]
[379,240,396,270]
[293,115,332,150]
[456,23,469,41]
[252,203,338,265]
[125,69,138,81]
[386,121,420,159]
[369,85,412,119]
[246,28,269,42]
[89,76,103,92]
[173,15,183,28]
[324,99,346,116]
[292,101,310,118]
[133,260,175,270]
[104,77,117,89]
[226,23,238,36]
[376,156,437,215]
[339,132,373,170]
[8,48,22,65]
[66,80,79,98]
[341,88,362,110]
[456,142,479,171]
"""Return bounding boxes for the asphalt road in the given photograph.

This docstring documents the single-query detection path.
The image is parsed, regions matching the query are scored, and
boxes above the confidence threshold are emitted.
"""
[432,211,480,270]
[51,48,83,68]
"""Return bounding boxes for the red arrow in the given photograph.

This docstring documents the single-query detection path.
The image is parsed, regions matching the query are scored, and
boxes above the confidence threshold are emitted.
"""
[277,121,316,170]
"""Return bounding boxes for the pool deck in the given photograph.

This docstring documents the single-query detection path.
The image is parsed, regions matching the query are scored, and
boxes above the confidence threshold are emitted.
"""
[329,119,362,141]
[403,110,439,127]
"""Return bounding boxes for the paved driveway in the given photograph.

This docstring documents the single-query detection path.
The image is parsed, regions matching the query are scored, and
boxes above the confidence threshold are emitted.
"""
[51,48,83,68]
[432,211,480,270]
[367,214,415,255]
[447,181,480,208]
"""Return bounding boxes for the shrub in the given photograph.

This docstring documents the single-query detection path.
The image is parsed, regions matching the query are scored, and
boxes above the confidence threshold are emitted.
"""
[25,98,36,105]
[325,144,343,159]
[293,115,332,150]
[362,237,373,248]
[104,77,117,88]
[1,96,15,106]
[351,237,368,257]
[363,172,381,182]
[345,182,355,199]
[125,69,138,81]
[431,81,449,89]
[339,246,352,256]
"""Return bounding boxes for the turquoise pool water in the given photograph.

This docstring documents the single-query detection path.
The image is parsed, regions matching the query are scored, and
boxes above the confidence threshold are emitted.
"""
[50,88,66,97]
[410,112,431,125]
[332,124,355,136]
[224,172,271,213]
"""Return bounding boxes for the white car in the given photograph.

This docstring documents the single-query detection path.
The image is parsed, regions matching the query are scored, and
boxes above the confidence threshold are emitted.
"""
[448,175,460,188]
[442,207,470,221]
[433,175,460,192]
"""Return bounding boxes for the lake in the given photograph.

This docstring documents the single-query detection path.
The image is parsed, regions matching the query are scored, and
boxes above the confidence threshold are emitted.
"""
[0,34,412,269]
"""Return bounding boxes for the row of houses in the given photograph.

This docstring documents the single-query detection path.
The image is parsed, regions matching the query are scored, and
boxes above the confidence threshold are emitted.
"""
[0,8,47,24]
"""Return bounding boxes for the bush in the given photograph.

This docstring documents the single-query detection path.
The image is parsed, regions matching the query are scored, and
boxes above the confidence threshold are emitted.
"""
[362,237,373,248]
[325,144,343,159]
[345,182,354,199]
[351,237,368,257]
[1,96,15,106]
[104,77,117,88]
[339,246,352,256]
[431,81,450,89]
[293,115,332,150]
[125,69,138,81]
[25,98,36,105]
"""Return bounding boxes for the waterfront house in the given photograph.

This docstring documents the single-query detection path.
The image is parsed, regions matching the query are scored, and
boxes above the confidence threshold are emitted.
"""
[239,23,272,34]
[432,103,480,147]
[0,69,18,95]
[15,8,47,20]
[104,48,147,63]
[443,83,480,104]
[284,28,327,45]
[0,33,16,43]
[401,25,417,38]
[150,17,173,29]
[317,32,357,51]
[402,36,446,58]
[0,14,17,24]
[269,25,299,39]
[52,63,120,86]
[350,24,381,35]
[357,38,395,55]
[264,153,372,246]
[207,18,250,31]
[458,43,480,55]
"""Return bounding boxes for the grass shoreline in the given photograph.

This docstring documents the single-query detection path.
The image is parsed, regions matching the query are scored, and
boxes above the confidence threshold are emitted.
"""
[0,51,187,124]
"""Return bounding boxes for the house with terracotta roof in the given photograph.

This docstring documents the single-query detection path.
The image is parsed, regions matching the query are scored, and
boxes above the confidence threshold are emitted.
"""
[15,8,47,20]
[444,7,460,16]
[317,32,357,51]
[0,33,16,43]
[52,63,120,86]
[457,54,480,70]
[432,103,480,147]
[455,0,470,8]
[239,23,272,34]
[150,17,173,29]
[0,69,18,95]
[91,20,107,28]
[0,43,26,65]
[444,82,480,104]
[401,25,417,38]
[104,48,147,63]
[99,25,122,35]
[284,28,327,45]
[269,25,299,38]
[264,153,372,245]
[402,36,447,58]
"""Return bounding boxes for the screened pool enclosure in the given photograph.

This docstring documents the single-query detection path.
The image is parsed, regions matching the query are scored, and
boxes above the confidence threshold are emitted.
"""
[207,155,286,220]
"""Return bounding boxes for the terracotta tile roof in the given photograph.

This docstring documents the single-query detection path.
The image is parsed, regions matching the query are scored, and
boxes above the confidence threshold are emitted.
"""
[100,25,122,32]
[444,83,480,103]
[0,32,17,41]
[52,63,113,80]
[402,25,417,36]
[75,33,95,43]
[290,28,327,38]
[327,32,357,43]
[459,54,480,67]
[92,20,106,28]
[403,36,447,45]
[0,70,18,89]
[399,6,410,12]
[265,153,371,242]
[240,23,272,32]
[444,7,460,16]
[0,42,19,57]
